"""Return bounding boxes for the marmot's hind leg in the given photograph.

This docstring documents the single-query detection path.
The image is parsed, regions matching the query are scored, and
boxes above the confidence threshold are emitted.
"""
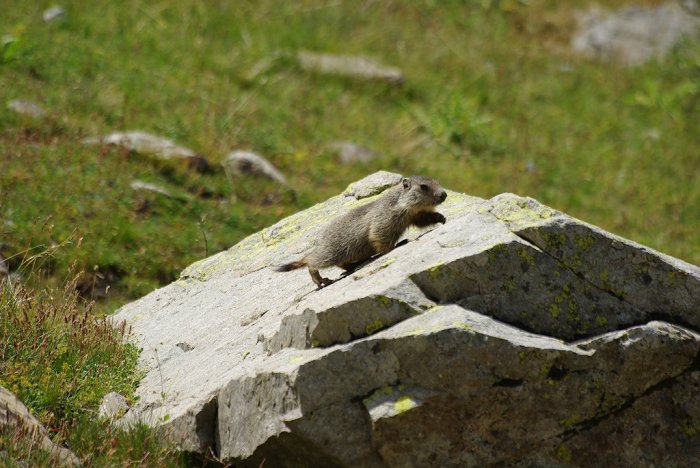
[339,260,364,273]
[309,268,334,289]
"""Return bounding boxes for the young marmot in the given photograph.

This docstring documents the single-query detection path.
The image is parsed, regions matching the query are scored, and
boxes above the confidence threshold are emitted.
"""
[275,175,447,288]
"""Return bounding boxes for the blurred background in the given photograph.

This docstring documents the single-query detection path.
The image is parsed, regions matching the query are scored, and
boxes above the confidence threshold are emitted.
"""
[1,0,698,311]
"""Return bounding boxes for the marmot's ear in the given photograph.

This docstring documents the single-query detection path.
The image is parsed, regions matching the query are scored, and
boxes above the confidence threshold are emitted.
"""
[402,177,410,189]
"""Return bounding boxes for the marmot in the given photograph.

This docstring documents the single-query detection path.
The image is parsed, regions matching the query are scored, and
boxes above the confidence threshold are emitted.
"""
[275,175,447,288]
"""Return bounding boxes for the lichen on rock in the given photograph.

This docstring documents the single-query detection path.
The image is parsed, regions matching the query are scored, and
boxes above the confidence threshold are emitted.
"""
[113,171,700,466]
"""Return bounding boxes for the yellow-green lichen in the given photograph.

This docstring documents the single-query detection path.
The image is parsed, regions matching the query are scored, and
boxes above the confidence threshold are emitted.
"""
[487,243,508,261]
[408,328,425,336]
[518,247,535,266]
[394,395,418,414]
[543,232,567,249]
[682,423,700,437]
[491,197,558,230]
[595,315,608,327]
[290,356,305,363]
[366,320,385,335]
[576,232,595,251]
[427,262,444,278]
[599,269,609,282]
[381,257,396,268]
[566,254,582,269]
[452,321,475,332]
[550,304,560,318]
[241,350,250,360]
[557,443,573,462]
[363,385,394,406]
[559,414,580,429]
[311,339,320,348]
[425,305,443,314]
[375,295,392,308]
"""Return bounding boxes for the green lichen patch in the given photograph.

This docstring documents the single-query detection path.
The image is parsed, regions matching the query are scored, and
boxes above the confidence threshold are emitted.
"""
[556,443,573,462]
[365,320,385,335]
[394,395,419,414]
[375,295,393,308]
[452,321,475,332]
[427,262,445,279]
[489,195,560,231]
[518,247,535,266]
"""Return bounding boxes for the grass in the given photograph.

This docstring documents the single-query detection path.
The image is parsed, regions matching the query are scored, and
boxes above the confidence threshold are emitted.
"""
[0,0,698,462]
[1,0,698,307]
[0,266,185,465]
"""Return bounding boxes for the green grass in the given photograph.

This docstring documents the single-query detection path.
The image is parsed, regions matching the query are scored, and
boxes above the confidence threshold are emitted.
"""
[1,0,698,308]
[0,267,186,465]
[0,0,698,462]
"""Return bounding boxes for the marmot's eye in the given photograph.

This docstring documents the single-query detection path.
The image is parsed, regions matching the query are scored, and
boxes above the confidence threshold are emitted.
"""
[420,184,429,191]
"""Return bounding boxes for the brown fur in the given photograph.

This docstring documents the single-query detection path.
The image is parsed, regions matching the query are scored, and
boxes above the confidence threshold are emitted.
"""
[275,176,447,288]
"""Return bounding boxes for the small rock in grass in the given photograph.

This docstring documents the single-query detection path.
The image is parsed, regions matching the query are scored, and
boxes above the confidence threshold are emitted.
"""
[297,51,405,84]
[7,100,46,118]
[222,150,289,186]
[572,3,699,66]
[331,141,377,165]
[130,180,176,199]
[99,392,129,419]
[42,5,66,23]
[82,131,210,173]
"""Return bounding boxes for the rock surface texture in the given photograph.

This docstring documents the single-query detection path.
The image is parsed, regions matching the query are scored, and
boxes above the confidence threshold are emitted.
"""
[113,172,700,466]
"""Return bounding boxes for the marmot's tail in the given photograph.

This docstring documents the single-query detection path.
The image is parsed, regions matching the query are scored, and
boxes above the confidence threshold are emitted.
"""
[274,260,307,272]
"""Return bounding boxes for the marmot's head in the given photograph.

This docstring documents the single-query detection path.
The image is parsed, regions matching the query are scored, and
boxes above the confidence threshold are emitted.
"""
[401,176,447,210]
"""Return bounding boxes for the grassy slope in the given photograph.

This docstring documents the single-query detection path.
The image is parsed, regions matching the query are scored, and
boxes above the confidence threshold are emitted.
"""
[1,0,698,306]
[0,0,698,460]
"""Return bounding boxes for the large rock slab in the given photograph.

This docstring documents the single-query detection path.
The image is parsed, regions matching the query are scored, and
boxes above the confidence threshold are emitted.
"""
[113,172,700,466]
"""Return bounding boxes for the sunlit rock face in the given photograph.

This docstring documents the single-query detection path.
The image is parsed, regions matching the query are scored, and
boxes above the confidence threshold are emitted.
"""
[114,171,700,467]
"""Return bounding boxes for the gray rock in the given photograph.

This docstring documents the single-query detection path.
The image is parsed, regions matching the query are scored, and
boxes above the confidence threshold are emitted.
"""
[342,170,402,199]
[572,3,699,66]
[7,100,46,118]
[222,150,289,186]
[331,141,377,165]
[297,51,405,84]
[130,180,174,198]
[113,172,700,465]
[0,385,82,466]
[42,5,66,23]
[98,392,128,420]
[82,131,209,173]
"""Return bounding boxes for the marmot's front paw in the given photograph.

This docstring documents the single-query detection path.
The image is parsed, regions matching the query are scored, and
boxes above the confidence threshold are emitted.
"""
[435,212,446,224]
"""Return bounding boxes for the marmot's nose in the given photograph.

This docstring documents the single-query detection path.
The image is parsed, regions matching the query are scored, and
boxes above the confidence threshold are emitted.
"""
[439,191,447,203]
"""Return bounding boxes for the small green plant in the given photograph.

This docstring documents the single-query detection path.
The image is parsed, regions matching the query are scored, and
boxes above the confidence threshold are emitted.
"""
[0,263,184,465]
[0,425,57,467]
[0,272,139,432]
[412,92,504,157]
